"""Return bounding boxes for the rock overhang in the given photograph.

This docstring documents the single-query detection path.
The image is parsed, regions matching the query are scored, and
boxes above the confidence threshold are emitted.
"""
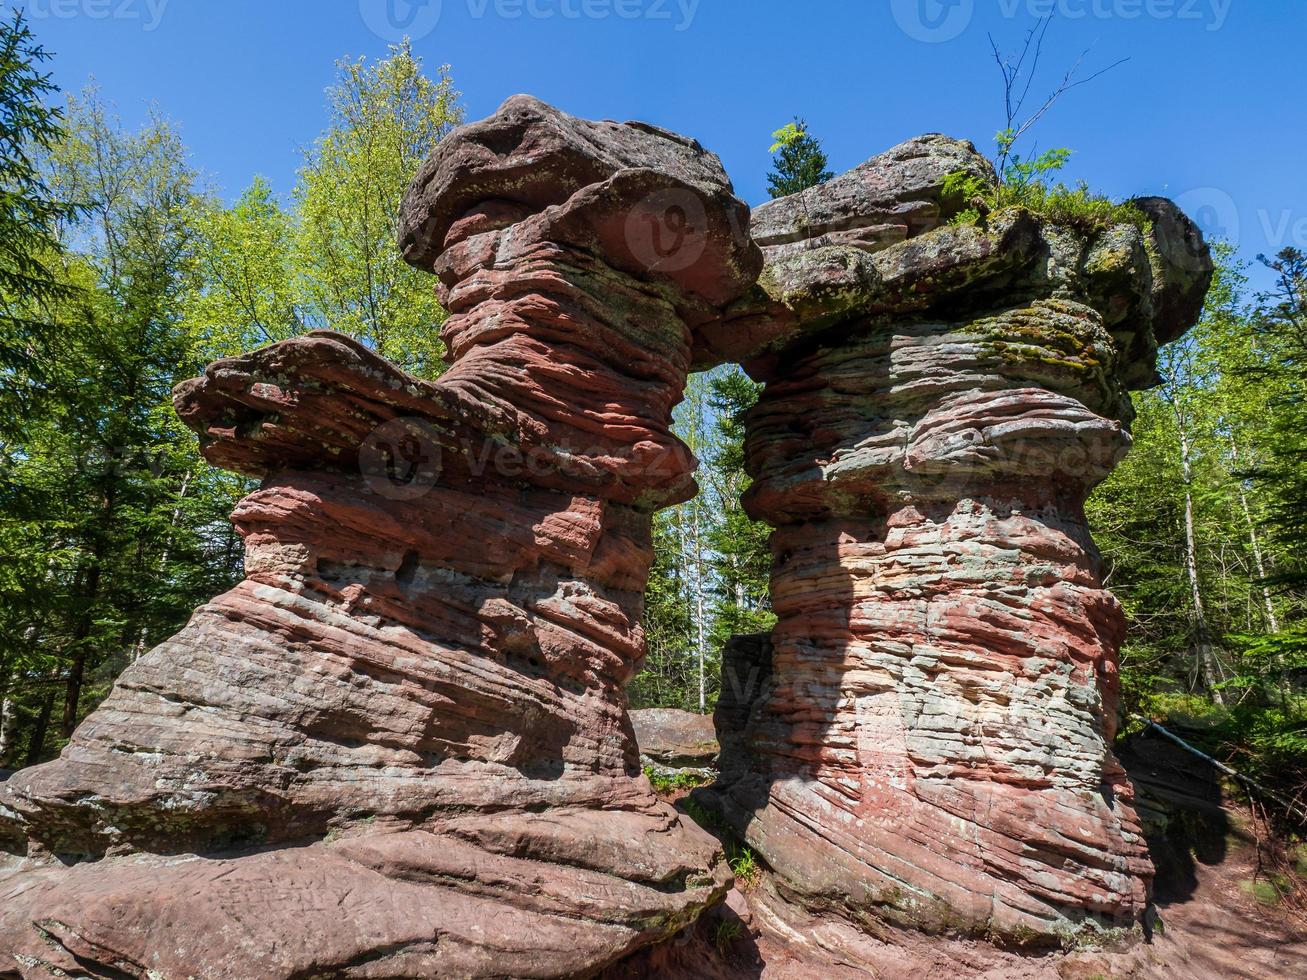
[691,134,1213,390]
[400,93,762,311]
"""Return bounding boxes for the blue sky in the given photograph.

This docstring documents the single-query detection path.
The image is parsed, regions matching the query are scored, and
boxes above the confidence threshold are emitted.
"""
[16,0,1303,291]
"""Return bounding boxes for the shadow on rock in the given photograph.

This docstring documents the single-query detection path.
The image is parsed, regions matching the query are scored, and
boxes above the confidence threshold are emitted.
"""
[1118,726,1231,910]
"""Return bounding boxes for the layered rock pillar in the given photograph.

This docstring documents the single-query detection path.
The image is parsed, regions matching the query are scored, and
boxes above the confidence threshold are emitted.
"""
[699,137,1213,943]
[0,96,761,978]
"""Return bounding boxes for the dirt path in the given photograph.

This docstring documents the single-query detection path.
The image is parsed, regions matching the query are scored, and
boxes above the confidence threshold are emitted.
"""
[610,735,1307,979]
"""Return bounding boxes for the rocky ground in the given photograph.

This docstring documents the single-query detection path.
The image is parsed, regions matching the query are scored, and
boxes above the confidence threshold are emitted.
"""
[612,731,1307,979]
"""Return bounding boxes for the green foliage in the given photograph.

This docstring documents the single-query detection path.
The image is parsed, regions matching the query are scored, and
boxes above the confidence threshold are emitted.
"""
[1251,246,1307,590]
[766,117,833,199]
[711,918,742,952]
[0,8,81,396]
[1132,690,1307,774]
[1241,876,1290,907]
[184,41,461,376]
[643,766,710,795]
[1292,843,1307,877]
[186,175,301,356]
[768,122,803,154]
[679,797,730,837]
[632,367,774,714]
[5,24,1304,860]
[0,36,463,768]
[705,369,775,648]
[0,85,247,765]
[1016,178,1150,233]
[1231,626,1307,678]
[946,134,1148,234]
[629,507,703,711]
[293,41,460,377]
[1092,245,1307,801]
[728,845,761,890]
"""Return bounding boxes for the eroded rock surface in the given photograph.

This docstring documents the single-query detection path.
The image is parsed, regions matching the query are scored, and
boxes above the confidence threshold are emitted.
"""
[0,114,1213,973]
[0,95,760,978]
[698,135,1213,944]
[631,707,719,769]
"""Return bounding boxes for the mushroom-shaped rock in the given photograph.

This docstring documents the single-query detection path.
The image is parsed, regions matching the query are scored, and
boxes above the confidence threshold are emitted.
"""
[401,93,760,307]
[0,98,758,979]
[694,135,1213,385]
[698,136,1213,947]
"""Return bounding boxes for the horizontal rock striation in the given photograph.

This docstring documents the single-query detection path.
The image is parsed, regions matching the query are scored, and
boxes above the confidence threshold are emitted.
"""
[0,96,760,978]
[699,136,1213,944]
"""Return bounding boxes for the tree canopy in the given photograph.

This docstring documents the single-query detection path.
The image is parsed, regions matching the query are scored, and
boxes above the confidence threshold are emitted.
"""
[0,35,463,766]
[766,117,832,199]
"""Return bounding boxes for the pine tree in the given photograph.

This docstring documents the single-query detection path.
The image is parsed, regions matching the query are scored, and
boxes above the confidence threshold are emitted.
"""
[705,368,774,648]
[0,10,80,762]
[1254,247,1307,590]
[630,372,715,714]
[1085,247,1307,789]
[628,513,699,712]
[0,8,81,413]
[1,39,471,767]
[1,88,243,764]
[766,117,833,199]
[633,367,777,714]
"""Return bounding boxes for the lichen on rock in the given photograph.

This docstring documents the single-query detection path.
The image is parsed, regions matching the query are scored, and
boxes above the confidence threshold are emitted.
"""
[0,111,1214,976]
[696,134,1213,947]
[0,95,761,979]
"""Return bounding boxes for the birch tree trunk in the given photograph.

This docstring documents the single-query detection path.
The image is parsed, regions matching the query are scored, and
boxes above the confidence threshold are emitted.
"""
[1226,434,1280,631]
[0,672,15,764]
[692,496,706,714]
[1177,421,1226,703]
[1238,486,1280,629]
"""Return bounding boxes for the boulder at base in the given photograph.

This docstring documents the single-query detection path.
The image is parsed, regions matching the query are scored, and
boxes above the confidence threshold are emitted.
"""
[632,708,720,769]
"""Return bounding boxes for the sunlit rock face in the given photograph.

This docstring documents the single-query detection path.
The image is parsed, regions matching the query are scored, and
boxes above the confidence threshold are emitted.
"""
[0,95,761,979]
[699,136,1213,944]
[0,107,1214,972]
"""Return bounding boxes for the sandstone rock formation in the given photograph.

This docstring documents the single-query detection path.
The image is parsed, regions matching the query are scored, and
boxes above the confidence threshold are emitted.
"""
[0,95,761,978]
[631,707,720,769]
[0,101,1213,973]
[698,135,1213,945]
